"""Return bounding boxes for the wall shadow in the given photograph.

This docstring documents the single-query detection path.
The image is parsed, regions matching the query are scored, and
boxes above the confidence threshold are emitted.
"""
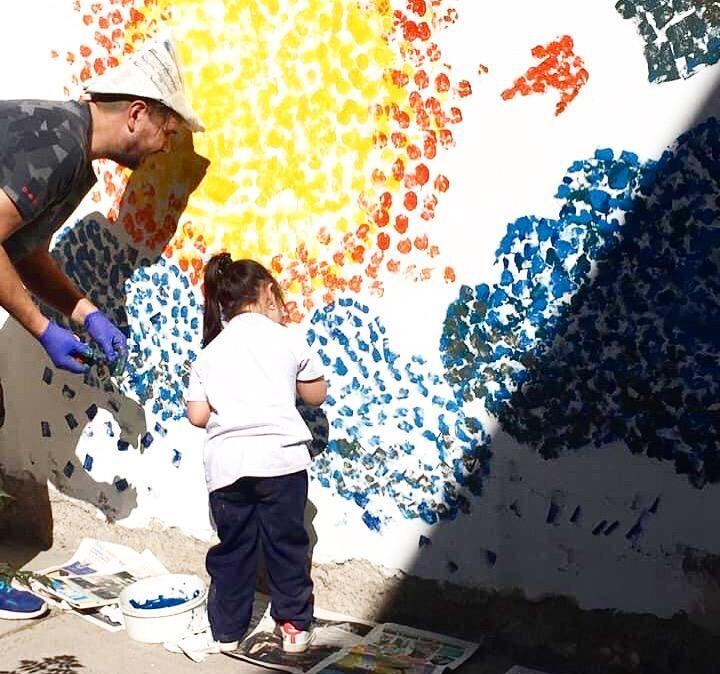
[362,70,720,674]
[0,129,208,555]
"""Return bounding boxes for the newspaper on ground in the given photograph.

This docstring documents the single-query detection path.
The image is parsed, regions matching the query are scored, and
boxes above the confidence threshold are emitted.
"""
[225,607,479,674]
[29,538,169,631]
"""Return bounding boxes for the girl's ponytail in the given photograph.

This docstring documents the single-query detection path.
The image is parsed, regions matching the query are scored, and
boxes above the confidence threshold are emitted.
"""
[202,252,232,347]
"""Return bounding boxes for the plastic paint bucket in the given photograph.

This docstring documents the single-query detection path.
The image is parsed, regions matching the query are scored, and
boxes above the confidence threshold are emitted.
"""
[119,574,207,644]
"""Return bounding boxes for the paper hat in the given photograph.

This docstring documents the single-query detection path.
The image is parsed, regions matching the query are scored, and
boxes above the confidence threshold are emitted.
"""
[84,33,204,132]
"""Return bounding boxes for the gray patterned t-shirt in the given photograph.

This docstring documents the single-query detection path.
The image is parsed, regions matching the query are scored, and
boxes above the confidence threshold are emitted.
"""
[0,100,97,262]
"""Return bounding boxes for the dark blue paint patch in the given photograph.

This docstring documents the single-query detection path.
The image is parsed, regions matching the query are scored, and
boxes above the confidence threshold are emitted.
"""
[362,511,381,531]
[441,119,720,489]
[61,385,76,399]
[604,520,620,536]
[49,219,201,422]
[114,478,129,492]
[117,439,130,452]
[592,520,608,536]
[83,454,94,471]
[85,404,98,420]
[42,367,53,385]
[546,500,561,524]
[41,421,51,438]
[65,413,78,430]
[418,535,432,548]
[63,461,74,478]
[309,300,490,529]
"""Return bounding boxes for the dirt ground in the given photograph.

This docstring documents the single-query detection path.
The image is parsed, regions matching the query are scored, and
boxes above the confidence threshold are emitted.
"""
[2,476,720,674]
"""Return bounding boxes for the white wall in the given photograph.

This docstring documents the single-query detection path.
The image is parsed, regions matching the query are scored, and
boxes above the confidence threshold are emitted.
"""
[2,0,720,620]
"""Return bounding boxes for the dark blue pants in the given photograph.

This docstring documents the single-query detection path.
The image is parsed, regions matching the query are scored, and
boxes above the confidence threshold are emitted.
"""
[206,470,314,642]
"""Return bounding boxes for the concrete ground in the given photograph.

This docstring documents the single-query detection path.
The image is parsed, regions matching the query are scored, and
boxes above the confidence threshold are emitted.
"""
[0,543,516,674]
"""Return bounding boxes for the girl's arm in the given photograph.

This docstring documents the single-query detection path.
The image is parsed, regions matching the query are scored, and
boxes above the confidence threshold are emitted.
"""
[296,376,327,407]
[187,400,211,428]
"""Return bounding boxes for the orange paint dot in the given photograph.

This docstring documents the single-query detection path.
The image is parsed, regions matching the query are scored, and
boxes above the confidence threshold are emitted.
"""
[407,144,421,160]
[392,158,405,181]
[444,266,456,283]
[414,235,429,250]
[439,129,454,147]
[435,73,450,93]
[415,164,429,186]
[403,192,418,211]
[397,238,412,254]
[408,0,426,16]
[377,232,391,250]
[417,22,431,40]
[391,132,407,148]
[390,69,409,87]
[434,174,449,192]
[414,70,429,89]
[456,80,472,97]
[395,215,409,234]
[501,35,589,115]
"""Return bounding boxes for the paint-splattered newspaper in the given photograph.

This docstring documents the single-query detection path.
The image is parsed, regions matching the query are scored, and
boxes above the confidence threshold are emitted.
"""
[226,607,479,674]
[30,538,168,631]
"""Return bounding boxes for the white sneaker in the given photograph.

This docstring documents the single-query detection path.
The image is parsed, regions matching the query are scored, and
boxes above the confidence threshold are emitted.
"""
[164,628,238,662]
[280,622,312,653]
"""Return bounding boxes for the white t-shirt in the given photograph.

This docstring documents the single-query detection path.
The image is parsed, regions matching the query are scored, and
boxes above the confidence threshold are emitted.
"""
[186,312,324,491]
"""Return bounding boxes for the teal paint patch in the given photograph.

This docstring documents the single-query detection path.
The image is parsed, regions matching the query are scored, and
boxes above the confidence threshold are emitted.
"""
[616,0,720,82]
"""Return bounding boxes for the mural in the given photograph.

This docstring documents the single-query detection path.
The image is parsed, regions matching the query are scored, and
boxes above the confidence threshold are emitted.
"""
[1,0,720,618]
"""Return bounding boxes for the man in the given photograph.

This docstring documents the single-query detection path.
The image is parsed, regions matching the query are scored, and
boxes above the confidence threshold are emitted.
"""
[0,33,203,619]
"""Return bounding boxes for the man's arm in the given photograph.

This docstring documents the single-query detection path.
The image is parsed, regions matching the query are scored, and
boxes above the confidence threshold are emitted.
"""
[14,242,98,325]
[0,189,50,337]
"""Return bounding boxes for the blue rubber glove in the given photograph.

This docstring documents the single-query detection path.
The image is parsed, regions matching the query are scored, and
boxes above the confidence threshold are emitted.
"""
[38,322,91,374]
[84,310,128,364]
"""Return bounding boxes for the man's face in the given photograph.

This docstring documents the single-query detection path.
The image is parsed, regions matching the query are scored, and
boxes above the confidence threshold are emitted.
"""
[116,102,181,169]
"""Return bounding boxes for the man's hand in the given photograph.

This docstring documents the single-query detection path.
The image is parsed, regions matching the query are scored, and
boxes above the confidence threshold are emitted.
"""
[84,310,128,364]
[38,322,90,374]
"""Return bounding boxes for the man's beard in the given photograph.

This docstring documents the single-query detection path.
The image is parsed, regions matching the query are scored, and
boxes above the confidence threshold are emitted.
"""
[108,150,143,170]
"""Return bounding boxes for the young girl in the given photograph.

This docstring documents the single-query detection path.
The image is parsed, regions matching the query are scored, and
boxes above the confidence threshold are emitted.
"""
[186,253,327,654]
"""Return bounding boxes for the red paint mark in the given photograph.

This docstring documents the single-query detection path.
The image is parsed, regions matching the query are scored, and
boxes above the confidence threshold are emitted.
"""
[501,35,589,115]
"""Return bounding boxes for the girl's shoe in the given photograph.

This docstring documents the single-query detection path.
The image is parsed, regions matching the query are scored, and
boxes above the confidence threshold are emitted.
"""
[0,580,47,620]
[280,622,311,653]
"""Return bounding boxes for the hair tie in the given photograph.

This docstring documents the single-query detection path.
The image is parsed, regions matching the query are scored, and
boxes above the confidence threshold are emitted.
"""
[217,252,232,277]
